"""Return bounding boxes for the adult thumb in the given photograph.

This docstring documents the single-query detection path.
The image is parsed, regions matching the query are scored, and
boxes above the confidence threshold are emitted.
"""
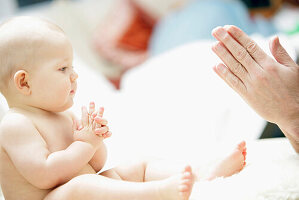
[269,36,296,67]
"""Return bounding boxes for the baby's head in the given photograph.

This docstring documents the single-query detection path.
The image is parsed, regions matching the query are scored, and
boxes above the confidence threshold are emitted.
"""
[0,16,78,112]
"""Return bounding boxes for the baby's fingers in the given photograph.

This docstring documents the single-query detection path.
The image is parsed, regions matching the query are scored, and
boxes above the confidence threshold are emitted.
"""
[97,107,104,118]
[95,126,109,136]
[81,106,89,126]
[72,119,78,131]
[103,131,112,139]
[89,102,95,115]
[94,117,108,126]
[91,111,98,119]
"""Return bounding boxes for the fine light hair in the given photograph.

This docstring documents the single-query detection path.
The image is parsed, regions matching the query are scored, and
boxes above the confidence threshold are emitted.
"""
[0,16,64,96]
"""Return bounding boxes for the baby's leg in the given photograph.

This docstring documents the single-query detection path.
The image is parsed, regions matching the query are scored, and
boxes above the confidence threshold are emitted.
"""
[101,157,191,182]
[44,167,194,200]
[102,140,246,184]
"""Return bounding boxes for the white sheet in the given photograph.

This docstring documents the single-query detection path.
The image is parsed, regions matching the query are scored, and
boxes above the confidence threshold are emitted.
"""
[190,138,299,200]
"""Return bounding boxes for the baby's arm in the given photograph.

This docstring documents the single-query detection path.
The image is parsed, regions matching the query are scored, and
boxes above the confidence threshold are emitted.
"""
[0,111,100,189]
[67,109,108,172]
[89,141,108,172]
[84,103,111,172]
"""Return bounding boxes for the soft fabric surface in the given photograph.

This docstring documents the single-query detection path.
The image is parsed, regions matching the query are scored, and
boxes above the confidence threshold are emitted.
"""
[190,138,299,200]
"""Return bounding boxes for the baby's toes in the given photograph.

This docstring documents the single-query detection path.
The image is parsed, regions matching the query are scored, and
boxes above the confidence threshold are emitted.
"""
[237,141,246,151]
[179,166,194,200]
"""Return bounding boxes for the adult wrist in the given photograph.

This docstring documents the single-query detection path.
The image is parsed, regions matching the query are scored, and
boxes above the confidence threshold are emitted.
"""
[278,120,299,140]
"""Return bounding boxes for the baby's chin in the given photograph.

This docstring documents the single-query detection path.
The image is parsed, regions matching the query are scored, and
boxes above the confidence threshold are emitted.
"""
[47,102,74,113]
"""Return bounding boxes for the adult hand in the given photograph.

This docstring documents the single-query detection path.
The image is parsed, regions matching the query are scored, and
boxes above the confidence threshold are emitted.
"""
[211,25,299,151]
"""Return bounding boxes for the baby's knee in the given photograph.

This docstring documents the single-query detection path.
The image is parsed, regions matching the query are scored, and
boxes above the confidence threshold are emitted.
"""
[44,174,96,200]
[69,174,96,189]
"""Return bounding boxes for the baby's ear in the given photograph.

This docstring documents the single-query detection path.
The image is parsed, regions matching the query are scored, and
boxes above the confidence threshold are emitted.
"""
[13,70,31,95]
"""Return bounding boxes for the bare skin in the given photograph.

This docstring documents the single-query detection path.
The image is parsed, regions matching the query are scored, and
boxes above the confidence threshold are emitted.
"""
[44,139,247,200]
[206,141,246,180]
[211,25,299,153]
[0,100,246,200]
[0,17,246,200]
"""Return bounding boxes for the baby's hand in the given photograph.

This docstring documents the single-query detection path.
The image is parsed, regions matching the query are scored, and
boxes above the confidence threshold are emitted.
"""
[88,102,112,139]
[73,105,104,149]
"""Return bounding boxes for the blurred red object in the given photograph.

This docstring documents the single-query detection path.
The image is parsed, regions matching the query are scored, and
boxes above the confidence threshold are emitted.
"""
[117,0,156,51]
[92,0,157,89]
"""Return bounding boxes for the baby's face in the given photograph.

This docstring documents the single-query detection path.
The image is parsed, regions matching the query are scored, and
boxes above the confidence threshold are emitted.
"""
[28,34,78,112]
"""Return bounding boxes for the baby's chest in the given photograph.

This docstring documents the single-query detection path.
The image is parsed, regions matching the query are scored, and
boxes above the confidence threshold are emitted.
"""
[34,116,74,151]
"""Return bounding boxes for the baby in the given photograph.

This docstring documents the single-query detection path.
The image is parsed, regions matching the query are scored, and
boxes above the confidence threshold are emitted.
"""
[0,16,247,200]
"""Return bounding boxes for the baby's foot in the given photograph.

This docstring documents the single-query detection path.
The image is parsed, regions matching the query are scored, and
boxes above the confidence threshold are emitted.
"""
[158,165,194,200]
[207,141,247,180]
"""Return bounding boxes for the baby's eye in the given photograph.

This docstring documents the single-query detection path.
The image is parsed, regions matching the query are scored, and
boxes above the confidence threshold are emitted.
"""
[59,67,67,72]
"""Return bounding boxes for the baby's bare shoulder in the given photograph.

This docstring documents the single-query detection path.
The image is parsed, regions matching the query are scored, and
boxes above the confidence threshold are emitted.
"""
[0,111,32,129]
[0,112,36,143]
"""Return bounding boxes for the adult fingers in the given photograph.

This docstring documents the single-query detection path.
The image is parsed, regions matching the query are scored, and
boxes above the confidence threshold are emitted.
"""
[224,25,270,66]
[212,27,261,74]
[269,36,297,67]
[213,63,247,96]
[212,41,248,82]
[81,106,89,126]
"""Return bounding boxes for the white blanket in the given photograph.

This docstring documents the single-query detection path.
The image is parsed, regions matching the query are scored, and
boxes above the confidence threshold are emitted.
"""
[190,138,299,200]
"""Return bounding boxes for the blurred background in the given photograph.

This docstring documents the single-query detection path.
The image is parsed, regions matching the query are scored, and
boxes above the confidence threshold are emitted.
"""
[0,0,298,140]
[0,0,298,89]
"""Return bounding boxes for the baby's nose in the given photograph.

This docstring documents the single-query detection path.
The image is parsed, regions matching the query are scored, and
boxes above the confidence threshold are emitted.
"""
[71,71,78,82]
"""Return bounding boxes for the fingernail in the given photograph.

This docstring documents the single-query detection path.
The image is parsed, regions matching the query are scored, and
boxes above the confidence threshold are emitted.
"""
[213,42,223,51]
[212,26,221,34]
[212,41,218,48]
[215,27,226,38]
[223,25,232,31]
[217,64,227,74]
